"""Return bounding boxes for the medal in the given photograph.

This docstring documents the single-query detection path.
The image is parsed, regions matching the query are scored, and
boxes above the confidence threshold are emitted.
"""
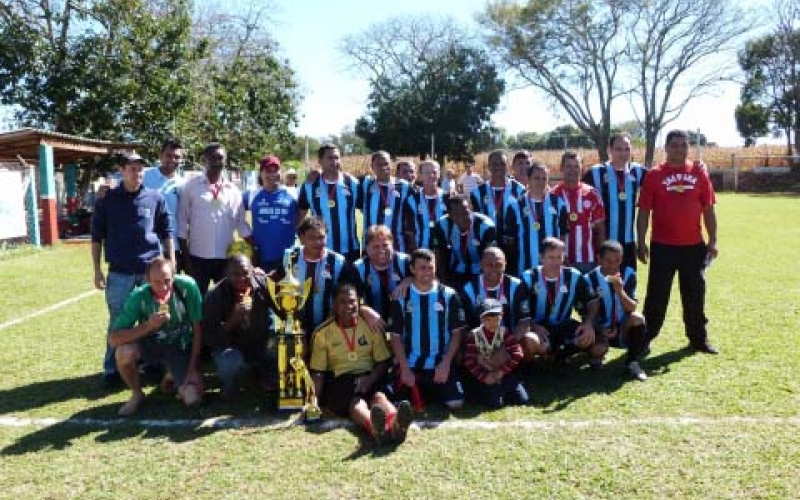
[569,213,578,222]
[429,221,436,228]
[533,222,541,231]
[618,192,627,201]
[158,302,169,314]
[348,352,358,361]
[212,198,221,208]
[328,200,336,208]
[338,320,359,363]
[384,208,392,216]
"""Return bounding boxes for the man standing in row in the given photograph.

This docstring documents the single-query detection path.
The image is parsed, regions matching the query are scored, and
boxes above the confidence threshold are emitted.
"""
[359,151,414,253]
[584,133,647,271]
[637,129,719,354]
[178,143,251,297]
[92,152,175,388]
[143,139,186,271]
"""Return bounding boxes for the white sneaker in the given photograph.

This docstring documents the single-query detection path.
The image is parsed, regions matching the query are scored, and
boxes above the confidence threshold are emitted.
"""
[627,361,647,381]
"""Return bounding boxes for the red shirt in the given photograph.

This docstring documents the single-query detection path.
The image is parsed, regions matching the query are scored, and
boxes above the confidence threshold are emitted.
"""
[552,182,606,264]
[638,161,715,245]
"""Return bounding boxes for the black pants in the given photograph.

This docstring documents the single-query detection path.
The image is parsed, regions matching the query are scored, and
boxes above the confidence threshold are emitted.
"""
[621,242,638,273]
[189,255,227,297]
[643,242,708,343]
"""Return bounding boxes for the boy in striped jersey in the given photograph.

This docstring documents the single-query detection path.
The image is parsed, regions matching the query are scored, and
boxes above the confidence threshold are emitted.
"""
[584,240,649,381]
[504,162,569,276]
[520,238,604,367]
[358,151,414,253]
[402,160,448,252]
[551,152,606,273]
[354,225,412,321]
[388,249,467,411]
[583,134,647,272]
[435,194,497,288]
[463,299,529,408]
[297,143,361,261]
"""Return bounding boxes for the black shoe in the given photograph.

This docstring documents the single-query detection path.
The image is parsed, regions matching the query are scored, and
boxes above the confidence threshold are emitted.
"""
[102,372,123,390]
[370,405,387,445]
[393,400,413,442]
[690,340,719,355]
[509,382,530,405]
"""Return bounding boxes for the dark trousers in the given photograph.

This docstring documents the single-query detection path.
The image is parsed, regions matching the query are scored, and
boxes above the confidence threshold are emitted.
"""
[189,255,227,297]
[643,242,708,343]
[621,242,638,273]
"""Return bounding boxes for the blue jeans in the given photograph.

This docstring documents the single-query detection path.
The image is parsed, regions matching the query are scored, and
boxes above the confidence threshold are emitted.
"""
[213,346,275,395]
[104,271,145,375]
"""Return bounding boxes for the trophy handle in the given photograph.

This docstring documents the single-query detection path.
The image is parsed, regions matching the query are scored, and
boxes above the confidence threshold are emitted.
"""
[298,278,313,309]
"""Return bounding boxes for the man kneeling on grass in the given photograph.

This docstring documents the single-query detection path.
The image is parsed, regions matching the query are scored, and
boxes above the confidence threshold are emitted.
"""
[310,282,413,444]
[109,257,204,416]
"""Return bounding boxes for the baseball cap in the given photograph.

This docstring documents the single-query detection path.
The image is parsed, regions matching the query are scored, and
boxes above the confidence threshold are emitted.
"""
[259,155,281,171]
[285,168,297,176]
[479,298,503,318]
[122,152,148,165]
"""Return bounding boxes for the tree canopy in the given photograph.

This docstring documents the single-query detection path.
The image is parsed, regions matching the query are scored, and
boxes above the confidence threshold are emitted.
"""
[342,16,505,164]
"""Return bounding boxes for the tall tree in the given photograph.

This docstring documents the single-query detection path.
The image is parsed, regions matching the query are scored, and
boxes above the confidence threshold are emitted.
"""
[342,16,505,164]
[483,0,751,166]
[737,0,800,156]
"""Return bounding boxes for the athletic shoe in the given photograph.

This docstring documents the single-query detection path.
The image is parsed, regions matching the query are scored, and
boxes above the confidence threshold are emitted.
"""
[626,361,648,381]
[370,405,388,445]
[393,400,413,443]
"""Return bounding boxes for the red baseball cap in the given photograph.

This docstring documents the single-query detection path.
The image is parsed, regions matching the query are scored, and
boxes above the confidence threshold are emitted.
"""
[259,155,281,171]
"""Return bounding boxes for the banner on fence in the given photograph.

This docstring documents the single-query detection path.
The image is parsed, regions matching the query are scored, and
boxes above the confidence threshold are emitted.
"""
[0,170,27,239]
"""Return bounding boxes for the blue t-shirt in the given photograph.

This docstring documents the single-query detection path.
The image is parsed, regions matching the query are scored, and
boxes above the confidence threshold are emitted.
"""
[142,167,185,244]
[244,186,298,264]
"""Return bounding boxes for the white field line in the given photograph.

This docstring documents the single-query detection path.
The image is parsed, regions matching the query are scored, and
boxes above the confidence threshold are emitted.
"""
[0,290,98,331]
[1,414,798,431]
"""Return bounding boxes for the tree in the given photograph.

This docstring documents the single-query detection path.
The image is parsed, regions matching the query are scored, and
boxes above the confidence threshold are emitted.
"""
[179,1,300,168]
[628,0,751,166]
[483,0,751,166]
[342,16,505,164]
[0,0,200,154]
[481,0,631,163]
[737,0,800,156]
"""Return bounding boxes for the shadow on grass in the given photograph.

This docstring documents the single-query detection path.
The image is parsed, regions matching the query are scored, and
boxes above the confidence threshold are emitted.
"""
[1,400,219,456]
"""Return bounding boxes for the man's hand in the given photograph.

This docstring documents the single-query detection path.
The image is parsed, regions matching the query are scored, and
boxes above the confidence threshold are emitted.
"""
[484,371,503,385]
[146,311,170,331]
[707,241,719,260]
[575,323,596,349]
[606,273,623,292]
[93,270,106,290]
[361,306,386,333]
[398,366,416,389]
[390,277,413,301]
[433,359,451,384]
[637,243,649,264]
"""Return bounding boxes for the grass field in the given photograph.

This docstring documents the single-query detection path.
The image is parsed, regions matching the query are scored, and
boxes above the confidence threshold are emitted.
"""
[1,193,799,499]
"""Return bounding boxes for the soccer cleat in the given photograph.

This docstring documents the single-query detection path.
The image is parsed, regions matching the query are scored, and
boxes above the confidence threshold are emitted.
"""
[626,361,648,381]
[393,400,413,443]
[370,405,388,444]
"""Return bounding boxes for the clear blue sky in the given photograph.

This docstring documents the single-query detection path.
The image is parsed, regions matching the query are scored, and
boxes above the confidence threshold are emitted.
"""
[271,0,773,147]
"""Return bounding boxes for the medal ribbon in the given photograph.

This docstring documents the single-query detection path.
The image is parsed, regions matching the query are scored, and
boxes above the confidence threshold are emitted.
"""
[326,182,337,203]
[375,266,390,290]
[209,181,222,202]
[545,272,561,312]
[337,318,359,353]
[425,196,438,225]
[562,187,582,218]
[459,219,472,255]
[378,182,394,209]
[492,187,505,215]
[303,249,326,293]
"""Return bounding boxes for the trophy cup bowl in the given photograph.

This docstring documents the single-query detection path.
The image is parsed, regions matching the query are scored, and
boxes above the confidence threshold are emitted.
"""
[267,249,314,417]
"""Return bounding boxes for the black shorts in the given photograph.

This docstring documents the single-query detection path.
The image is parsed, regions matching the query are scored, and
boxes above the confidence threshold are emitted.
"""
[320,372,383,417]
[392,366,464,407]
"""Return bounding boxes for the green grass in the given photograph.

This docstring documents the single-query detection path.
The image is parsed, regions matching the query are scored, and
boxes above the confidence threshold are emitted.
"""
[0,193,798,499]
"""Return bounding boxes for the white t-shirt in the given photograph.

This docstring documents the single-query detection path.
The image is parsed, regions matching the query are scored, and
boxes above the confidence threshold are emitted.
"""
[459,172,483,195]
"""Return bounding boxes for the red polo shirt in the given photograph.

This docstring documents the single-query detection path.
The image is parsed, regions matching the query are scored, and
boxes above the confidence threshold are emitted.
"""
[638,161,715,245]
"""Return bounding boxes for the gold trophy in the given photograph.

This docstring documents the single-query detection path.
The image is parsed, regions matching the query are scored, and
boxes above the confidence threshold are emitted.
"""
[267,249,321,421]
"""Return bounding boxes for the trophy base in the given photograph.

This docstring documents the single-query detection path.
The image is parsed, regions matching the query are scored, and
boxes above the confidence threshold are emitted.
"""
[303,405,323,423]
[278,397,305,411]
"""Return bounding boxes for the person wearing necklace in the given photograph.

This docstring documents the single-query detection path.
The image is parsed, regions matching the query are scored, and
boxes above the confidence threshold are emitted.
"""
[520,237,604,368]
[551,152,606,274]
[504,161,569,277]
[109,257,203,416]
[297,143,361,262]
[358,151,414,253]
[469,150,525,261]
[463,299,529,409]
[584,240,649,381]
[402,160,449,252]
[435,194,497,289]
[354,225,412,321]
[177,143,252,297]
[388,248,468,412]
[203,254,279,400]
[310,282,413,444]
[583,133,648,272]
[460,247,531,338]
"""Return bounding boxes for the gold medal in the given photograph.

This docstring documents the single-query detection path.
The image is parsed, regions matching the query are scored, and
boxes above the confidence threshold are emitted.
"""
[618,192,627,201]
[533,222,541,231]
[212,198,221,208]
[429,221,436,228]
[158,302,169,314]
[347,352,358,361]
[569,213,578,222]
[384,208,392,217]
[328,200,336,208]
